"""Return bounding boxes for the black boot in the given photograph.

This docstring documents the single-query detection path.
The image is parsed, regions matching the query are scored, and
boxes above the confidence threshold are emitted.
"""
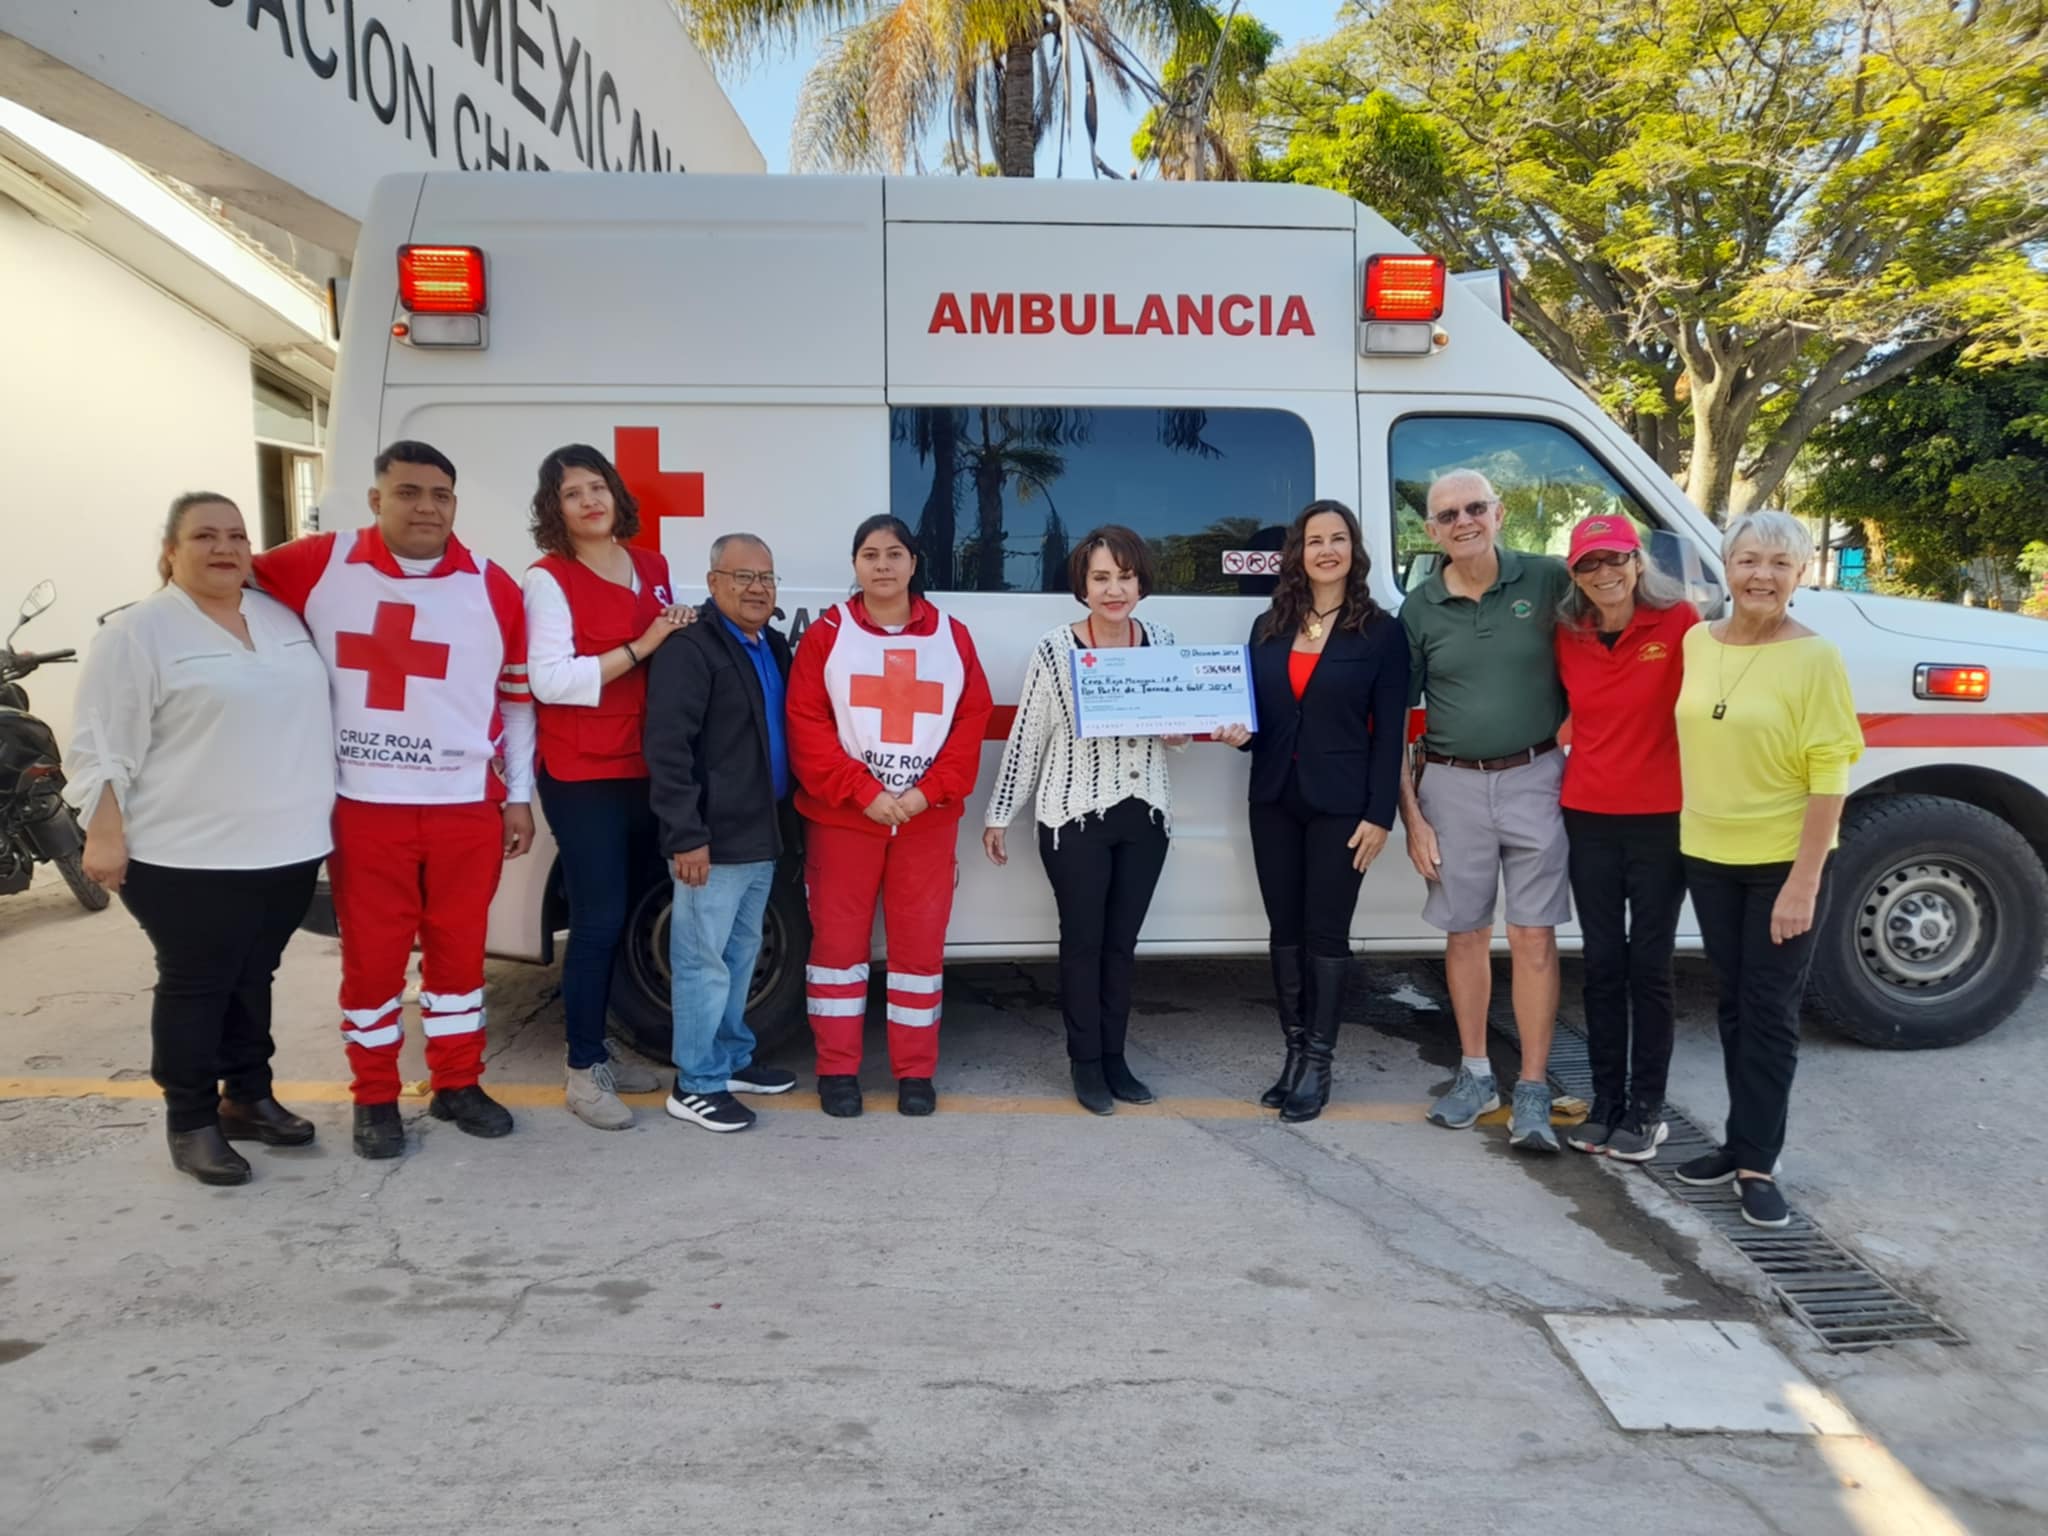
[817,1075,864,1118]
[353,1101,405,1160]
[1282,955,1351,1123]
[428,1085,514,1138]
[1101,1054,1155,1105]
[218,1096,315,1146]
[1071,1059,1114,1115]
[896,1077,936,1117]
[167,1124,251,1186]
[1260,945,1308,1108]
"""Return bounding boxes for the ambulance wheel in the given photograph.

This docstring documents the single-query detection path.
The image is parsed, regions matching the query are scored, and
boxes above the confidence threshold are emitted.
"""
[1807,794,2048,1049]
[608,860,811,1060]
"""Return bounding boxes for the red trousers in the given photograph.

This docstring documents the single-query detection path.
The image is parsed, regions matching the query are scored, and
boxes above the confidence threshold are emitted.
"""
[802,815,958,1078]
[329,797,505,1105]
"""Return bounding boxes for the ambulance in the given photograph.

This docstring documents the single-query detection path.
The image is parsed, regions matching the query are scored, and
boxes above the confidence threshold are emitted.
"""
[317,172,2048,1055]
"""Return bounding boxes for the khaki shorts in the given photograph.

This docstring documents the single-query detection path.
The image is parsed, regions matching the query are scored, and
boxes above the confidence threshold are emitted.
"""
[1416,749,1573,933]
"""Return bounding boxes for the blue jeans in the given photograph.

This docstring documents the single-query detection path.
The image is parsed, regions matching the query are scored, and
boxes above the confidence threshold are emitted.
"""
[537,770,661,1070]
[670,860,775,1093]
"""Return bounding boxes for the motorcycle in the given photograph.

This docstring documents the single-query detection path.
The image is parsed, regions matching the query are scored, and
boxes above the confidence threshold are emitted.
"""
[1,581,108,911]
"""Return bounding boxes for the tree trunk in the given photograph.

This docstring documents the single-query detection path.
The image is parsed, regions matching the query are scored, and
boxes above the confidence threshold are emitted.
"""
[1683,382,1742,524]
[997,34,1038,178]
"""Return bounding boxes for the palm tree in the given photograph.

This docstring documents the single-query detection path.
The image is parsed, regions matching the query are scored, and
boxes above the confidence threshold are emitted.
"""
[1130,9,1276,180]
[681,0,1221,177]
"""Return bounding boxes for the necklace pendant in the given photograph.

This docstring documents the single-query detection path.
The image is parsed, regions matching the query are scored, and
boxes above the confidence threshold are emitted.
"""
[1712,702,1728,721]
[1307,621,1323,640]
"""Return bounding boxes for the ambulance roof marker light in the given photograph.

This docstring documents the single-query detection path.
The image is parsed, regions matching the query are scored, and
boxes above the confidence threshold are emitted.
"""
[397,245,487,314]
[1363,254,1446,322]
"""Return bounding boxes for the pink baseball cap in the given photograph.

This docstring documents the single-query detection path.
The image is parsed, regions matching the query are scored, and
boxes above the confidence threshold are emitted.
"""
[1567,514,1641,565]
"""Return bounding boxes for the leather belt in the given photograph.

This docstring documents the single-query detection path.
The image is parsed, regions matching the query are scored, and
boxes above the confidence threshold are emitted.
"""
[1422,738,1559,773]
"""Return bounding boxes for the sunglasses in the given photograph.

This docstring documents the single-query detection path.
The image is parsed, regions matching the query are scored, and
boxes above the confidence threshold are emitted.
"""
[1571,550,1636,575]
[1428,499,1496,528]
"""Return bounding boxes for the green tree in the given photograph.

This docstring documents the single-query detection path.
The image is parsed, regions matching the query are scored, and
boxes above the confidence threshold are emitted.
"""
[1804,351,2048,600]
[1259,0,2048,516]
[1132,11,1280,179]
[682,0,1219,177]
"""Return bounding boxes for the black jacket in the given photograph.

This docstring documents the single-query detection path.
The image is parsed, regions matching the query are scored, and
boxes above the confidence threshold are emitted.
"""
[645,602,793,863]
[1242,609,1412,826]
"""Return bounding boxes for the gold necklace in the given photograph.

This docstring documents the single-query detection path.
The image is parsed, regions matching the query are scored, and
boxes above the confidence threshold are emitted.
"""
[1712,616,1787,720]
[1305,603,1344,641]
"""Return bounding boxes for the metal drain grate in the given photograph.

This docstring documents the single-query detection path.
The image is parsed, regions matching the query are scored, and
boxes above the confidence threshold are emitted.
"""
[1501,1019,1965,1352]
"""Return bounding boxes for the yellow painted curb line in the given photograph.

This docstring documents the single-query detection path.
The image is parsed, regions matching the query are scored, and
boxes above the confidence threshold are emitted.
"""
[0,1076,1429,1123]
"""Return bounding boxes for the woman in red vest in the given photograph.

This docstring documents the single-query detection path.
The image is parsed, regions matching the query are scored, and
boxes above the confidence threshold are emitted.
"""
[523,443,694,1129]
[786,514,993,1119]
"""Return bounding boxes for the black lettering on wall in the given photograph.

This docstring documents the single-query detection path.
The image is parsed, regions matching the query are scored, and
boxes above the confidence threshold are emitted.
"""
[401,46,437,152]
[454,92,480,168]
[596,70,620,170]
[509,0,546,123]
[247,0,295,55]
[484,110,511,169]
[296,0,339,78]
[361,18,398,125]
[342,0,359,99]
[546,10,584,163]
[452,0,504,83]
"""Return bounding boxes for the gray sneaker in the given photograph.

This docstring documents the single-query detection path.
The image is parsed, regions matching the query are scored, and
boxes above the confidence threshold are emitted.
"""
[602,1054,663,1095]
[1427,1066,1500,1129]
[1565,1098,1622,1154]
[1507,1080,1560,1153]
[1605,1112,1670,1163]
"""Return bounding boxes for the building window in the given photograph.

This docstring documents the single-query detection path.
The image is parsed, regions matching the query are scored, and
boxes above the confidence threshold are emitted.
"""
[888,406,1315,595]
[252,365,324,547]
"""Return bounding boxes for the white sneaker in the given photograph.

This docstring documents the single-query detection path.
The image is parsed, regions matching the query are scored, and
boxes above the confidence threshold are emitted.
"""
[566,1063,633,1130]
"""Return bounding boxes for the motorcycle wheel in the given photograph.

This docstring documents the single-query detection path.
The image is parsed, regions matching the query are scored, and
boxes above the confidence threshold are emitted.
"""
[56,852,110,912]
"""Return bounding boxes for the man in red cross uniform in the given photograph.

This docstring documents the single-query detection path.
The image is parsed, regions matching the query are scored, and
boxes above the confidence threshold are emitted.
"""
[254,440,535,1159]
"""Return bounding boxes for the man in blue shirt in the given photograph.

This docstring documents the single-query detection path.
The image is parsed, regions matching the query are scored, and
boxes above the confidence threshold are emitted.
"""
[644,534,798,1133]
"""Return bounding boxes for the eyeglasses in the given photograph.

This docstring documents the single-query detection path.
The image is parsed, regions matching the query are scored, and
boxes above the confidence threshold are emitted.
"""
[712,568,777,589]
[1572,550,1635,574]
[1428,499,1496,527]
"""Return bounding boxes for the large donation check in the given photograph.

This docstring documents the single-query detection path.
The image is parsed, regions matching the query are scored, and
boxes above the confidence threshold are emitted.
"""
[1068,645,1259,739]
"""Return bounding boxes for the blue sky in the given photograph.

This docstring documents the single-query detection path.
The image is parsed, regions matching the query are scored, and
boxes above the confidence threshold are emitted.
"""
[713,0,1346,176]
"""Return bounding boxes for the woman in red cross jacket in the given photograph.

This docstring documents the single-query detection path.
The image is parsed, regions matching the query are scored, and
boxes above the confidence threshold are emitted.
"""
[785,513,993,1119]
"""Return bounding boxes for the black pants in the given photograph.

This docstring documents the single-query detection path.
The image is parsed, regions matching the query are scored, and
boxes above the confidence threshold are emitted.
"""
[1684,856,1830,1171]
[1248,771,1367,959]
[1037,797,1170,1062]
[1565,809,1685,1112]
[536,769,662,1069]
[119,858,321,1133]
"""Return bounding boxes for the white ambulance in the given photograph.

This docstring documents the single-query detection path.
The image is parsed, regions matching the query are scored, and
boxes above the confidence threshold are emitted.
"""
[318,172,2048,1054]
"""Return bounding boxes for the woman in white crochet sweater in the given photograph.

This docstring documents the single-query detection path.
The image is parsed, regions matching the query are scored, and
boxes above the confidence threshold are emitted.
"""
[983,526,1188,1114]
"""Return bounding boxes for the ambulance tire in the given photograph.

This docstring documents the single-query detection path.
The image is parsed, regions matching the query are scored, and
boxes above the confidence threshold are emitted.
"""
[1807,794,2048,1050]
[607,857,811,1061]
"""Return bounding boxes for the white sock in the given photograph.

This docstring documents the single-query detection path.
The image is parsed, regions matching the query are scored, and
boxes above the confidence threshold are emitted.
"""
[1462,1055,1494,1081]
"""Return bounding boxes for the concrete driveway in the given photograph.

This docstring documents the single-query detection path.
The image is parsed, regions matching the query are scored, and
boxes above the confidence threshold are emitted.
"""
[2,867,2042,1535]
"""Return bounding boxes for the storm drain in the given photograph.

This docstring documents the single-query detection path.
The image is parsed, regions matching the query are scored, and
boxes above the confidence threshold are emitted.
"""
[1497,1018,1966,1352]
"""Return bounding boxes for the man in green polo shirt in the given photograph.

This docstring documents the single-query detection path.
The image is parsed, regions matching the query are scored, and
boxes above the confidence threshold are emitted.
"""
[1399,469,1574,1153]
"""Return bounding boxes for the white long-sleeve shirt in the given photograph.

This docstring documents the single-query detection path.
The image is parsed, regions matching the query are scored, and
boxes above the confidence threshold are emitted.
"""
[984,620,1180,838]
[519,562,642,706]
[62,585,336,869]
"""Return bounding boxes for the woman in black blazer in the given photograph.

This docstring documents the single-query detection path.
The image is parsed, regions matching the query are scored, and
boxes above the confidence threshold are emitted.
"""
[1215,500,1410,1122]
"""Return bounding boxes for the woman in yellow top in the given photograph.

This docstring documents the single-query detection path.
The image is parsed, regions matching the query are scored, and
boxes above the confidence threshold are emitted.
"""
[1673,511,1863,1229]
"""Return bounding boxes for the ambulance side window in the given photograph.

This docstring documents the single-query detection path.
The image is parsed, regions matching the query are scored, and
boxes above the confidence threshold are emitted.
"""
[888,406,1314,596]
[1389,416,1655,592]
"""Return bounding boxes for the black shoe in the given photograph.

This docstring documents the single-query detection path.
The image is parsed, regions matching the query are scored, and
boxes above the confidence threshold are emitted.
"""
[1281,955,1350,1123]
[353,1102,405,1160]
[167,1124,252,1186]
[1737,1175,1791,1229]
[728,1065,798,1095]
[666,1089,757,1132]
[428,1085,514,1138]
[1101,1054,1154,1104]
[1259,944,1307,1108]
[1675,1148,1741,1186]
[897,1077,936,1117]
[1071,1059,1114,1115]
[217,1096,315,1147]
[818,1075,864,1118]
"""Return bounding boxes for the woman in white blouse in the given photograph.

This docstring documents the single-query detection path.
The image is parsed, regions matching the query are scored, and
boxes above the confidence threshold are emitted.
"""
[983,526,1186,1114]
[67,493,336,1187]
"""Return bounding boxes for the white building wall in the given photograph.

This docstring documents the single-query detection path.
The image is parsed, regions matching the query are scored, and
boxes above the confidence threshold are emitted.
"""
[1,197,260,749]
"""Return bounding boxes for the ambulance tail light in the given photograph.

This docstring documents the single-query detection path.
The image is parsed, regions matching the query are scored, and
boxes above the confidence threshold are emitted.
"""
[1914,664,1990,701]
[1364,255,1445,322]
[395,245,488,349]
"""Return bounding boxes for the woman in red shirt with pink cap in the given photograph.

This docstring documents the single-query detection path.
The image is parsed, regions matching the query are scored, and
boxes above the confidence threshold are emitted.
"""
[1553,513,1699,1162]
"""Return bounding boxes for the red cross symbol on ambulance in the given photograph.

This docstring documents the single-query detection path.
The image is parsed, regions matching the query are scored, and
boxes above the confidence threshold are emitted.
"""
[850,650,946,744]
[613,427,704,553]
[335,601,450,711]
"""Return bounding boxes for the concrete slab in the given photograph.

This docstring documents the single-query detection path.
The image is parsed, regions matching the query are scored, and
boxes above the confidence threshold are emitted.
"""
[1547,1316,1860,1435]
